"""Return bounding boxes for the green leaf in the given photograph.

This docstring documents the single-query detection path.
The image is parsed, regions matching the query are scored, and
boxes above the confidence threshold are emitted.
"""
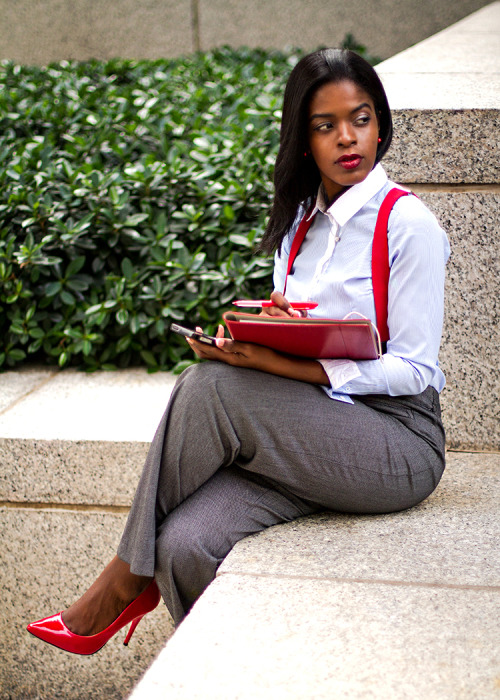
[124,213,149,226]
[58,352,69,367]
[66,256,86,277]
[172,359,196,374]
[8,348,27,362]
[121,257,134,280]
[140,350,158,367]
[116,308,129,325]
[60,290,76,305]
[46,281,62,296]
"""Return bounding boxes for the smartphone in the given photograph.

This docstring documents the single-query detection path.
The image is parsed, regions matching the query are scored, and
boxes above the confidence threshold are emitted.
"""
[170,323,218,346]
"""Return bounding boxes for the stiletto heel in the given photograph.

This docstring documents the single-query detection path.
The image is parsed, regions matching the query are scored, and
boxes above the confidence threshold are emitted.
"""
[123,615,143,646]
[27,580,161,656]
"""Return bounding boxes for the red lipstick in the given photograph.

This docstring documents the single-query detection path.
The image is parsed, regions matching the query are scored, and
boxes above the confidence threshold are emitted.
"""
[337,154,362,170]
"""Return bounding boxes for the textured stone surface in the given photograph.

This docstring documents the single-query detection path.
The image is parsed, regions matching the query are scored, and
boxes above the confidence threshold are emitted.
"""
[218,452,500,585]
[377,2,500,110]
[377,2,500,108]
[0,367,177,442]
[0,0,490,64]
[376,2,500,182]
[379,74,500,111]
[0,0,192,63]
[0,368,56,414]
[131,451,500,700]
[131,575,500,700]
[0,438,149,505]
[416,191,500,450]
[199,0,491,60]
[0,509,174,699]
[383,110,499,183]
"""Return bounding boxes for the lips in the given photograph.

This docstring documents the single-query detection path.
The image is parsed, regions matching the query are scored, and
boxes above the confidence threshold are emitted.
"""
[336,154,362,170]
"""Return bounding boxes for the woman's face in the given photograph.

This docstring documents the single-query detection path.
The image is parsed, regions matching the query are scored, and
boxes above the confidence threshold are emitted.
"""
[308,79,379,202]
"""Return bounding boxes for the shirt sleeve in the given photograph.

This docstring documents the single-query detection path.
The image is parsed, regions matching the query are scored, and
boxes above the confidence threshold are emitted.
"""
[319,196,450,397]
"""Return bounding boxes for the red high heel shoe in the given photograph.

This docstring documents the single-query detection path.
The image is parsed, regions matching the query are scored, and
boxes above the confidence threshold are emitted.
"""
[26,580,161,655]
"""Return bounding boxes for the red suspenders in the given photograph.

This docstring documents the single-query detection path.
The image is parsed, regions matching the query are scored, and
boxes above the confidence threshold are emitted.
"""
[282,188,412,343]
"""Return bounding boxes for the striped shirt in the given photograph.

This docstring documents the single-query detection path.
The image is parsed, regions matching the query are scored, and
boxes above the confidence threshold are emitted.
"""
[273,164,450,403]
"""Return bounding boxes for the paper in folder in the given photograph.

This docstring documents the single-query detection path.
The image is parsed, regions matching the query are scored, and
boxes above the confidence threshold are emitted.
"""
[222,312,381,360]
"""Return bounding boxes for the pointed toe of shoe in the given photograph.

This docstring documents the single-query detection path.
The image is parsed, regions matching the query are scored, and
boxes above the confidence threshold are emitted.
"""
[27,613,69,646]
[27,613,104,655]
[26,581,160,656]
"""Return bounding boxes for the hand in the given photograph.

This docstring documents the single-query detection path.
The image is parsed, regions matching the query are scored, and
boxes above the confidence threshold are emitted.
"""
[186,324,330,386]
[187,324,281,371]
[259,291,308,318]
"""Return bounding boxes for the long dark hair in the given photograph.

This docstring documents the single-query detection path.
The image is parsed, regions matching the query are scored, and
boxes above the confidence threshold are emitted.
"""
[259,48,393,254]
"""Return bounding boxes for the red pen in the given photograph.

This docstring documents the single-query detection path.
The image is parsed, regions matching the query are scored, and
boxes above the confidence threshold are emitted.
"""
[233,300,318,310]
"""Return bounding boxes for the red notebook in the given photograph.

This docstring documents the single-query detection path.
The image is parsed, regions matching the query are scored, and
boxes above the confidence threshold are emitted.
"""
[223,312,381,360]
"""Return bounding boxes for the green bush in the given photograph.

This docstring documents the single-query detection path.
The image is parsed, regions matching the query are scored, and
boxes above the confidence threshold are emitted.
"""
[0,48,305,371]
[0,42,378,372]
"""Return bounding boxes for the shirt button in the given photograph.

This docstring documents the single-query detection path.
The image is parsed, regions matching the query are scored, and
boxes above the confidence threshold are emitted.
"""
[335,236,340,242]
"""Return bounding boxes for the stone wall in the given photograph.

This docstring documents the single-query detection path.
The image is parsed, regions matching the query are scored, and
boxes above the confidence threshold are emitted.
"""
[0,0,491,65]
[377,3,500,450]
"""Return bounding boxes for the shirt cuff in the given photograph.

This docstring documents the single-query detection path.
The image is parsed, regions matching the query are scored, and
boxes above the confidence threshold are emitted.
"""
[318,358,362,390]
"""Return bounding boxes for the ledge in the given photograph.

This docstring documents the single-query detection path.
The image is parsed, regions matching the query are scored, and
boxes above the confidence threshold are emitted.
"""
[376,1,500,183]
[376,2,500,110]
[130,452,500,700]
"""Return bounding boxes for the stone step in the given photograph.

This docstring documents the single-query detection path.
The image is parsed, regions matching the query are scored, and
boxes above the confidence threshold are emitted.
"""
[0,367,178,698]
[130,451,500,700]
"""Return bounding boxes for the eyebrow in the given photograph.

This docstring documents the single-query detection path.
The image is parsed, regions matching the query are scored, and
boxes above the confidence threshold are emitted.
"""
[309,102,373,121]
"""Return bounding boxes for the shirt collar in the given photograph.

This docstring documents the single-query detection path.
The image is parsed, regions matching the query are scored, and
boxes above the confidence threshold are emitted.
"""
[307,164,388,226]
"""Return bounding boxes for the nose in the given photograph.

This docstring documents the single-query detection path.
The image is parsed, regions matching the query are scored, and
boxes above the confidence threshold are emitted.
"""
[337,121,356,146]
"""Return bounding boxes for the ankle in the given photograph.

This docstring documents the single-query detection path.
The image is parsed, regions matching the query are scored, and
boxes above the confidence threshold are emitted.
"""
[111,569,152,606]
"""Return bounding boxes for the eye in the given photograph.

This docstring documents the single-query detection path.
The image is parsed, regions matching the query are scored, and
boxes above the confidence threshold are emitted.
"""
[354,114,371,126]
[313,121,334,132]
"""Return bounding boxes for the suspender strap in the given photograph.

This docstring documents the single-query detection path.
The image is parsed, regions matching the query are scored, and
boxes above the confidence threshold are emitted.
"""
[283,188,413,344]
[371,188,411,342]
[283,205,316,296]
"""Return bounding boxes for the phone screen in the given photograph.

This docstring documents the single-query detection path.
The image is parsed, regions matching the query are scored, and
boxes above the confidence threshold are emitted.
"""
[170,323,217,346]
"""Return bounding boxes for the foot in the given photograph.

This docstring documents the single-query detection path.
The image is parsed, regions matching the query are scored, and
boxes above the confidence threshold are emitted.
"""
[61,556,152,637]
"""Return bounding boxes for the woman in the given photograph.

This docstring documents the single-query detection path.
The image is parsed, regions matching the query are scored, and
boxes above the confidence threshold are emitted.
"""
[27,48,449,654]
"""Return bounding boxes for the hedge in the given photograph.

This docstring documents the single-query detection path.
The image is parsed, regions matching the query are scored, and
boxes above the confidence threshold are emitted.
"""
[0,41,378,372]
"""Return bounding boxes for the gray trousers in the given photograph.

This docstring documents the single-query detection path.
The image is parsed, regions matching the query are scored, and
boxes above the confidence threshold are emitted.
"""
[118,362,445,625]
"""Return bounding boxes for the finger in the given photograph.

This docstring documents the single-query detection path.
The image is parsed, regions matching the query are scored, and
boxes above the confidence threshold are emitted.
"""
[270,290,288,310]
[259,291,293,317]
[215,336,235,351]
[216,324,225,338]
[270,290,301,317]
[261,306,296,318]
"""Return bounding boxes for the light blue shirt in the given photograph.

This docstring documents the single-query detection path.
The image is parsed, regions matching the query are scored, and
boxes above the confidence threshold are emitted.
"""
[273,165,450,403]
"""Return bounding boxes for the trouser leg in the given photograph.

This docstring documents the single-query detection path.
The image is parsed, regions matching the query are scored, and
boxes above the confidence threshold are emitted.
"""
[118,361,272,577]
[118,361,445,621]
[154,466,317,625]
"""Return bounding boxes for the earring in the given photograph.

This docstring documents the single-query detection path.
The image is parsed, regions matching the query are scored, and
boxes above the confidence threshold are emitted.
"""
[304,151,309,157]
[378,137,382,143]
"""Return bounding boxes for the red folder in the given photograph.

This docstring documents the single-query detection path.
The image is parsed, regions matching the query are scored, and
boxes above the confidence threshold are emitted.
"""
[223,312,381,360]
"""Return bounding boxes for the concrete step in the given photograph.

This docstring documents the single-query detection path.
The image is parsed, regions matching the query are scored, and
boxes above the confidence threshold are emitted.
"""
[0,367,178,699]
[2,366,498,698]
[130,451,500,700]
